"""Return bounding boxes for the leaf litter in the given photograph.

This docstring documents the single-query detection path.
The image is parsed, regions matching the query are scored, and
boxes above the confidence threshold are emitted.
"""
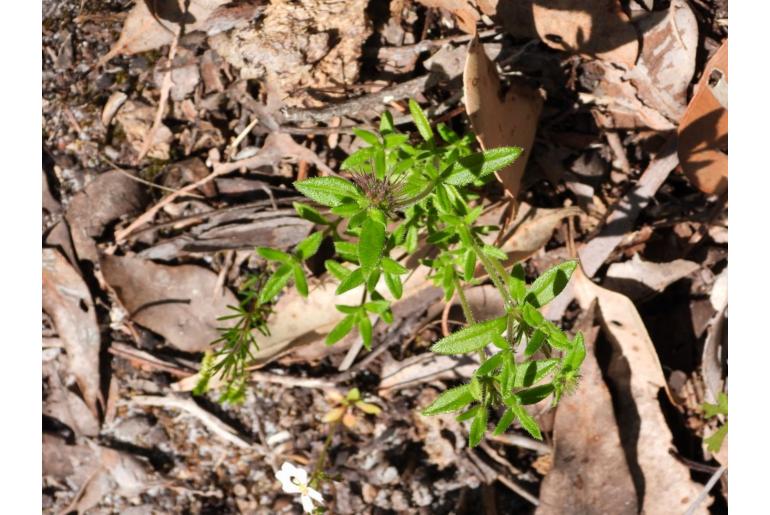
[43,0,729,512]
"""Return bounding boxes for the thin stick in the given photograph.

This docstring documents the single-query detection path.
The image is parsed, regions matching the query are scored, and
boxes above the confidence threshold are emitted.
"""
[100,155,204,198]
[135,32,180,164]
[126,395,256,449]
[115,144,280,242]
[683,465,726,515]
[488,433,552,455]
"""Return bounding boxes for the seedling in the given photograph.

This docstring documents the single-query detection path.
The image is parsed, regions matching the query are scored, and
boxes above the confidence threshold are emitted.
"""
[198,99,585,446]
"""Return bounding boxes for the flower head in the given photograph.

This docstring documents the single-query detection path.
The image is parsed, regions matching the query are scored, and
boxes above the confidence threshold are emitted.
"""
[323,387,382,429]
[275,461,324,513]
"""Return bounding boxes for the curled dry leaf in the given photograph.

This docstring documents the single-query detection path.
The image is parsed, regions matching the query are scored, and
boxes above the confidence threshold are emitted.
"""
[101,91,127,127]
[44,358,100,437]
[464,36,543,198]
[537,303,638,515]
[66,170,149,263]
[416,0,479,35]
[571,267,708,513]
[531,0,638,67]
[100,254,239,352]
[42,249,103,417]
[678,39,728,196]
[100,0,229,64]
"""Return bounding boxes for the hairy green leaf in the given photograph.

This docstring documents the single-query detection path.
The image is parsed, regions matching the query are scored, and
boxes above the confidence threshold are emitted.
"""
[469,406,488,447]
[525,260,578,308]
[295,232,324,261]
[381,257,408,275]
[258,263,293,304]
[409,98,434,144]
[295,176,360,207]
[326,315,356,345]
[336,268,365,295]
[359,217,386,276]
[444,147,522,186]
[430,316,507,355]
[511,401,542,440]
[384,272,403,299]
[293,202,328,225]
[325,260,350,281]
[257,247,292,263]
[422,384,475,415]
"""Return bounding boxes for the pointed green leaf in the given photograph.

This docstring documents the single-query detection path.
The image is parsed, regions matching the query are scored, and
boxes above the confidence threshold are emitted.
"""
[295,232,324,260]
[325,260,350,281]
[524,329,546,357]
[257,247,292,263]
[493,408,516,436]
[469,406,488,447]
[516,383,555,405]
[381,257,408,275]
[525,260,578,308]
[359,217,386,276]
[353,128,381,146]
[380,111,395,133]
[292,264,308,297]
[409,98,434,144]
[514,359,559,388]
[444,147,523,186]
[384,272,403,299]
[430,316,507,355]
[294,176,361,207]
[511,401,542,440]
[422,384,475,415]
[336,268,365,294]
[326,315,356,345]
[509,263,526,303]
[358,314,372,350]
[293,202,328,225]
[258,263,293,304]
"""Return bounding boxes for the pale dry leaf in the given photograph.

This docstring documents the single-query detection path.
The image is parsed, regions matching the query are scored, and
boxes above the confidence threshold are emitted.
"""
[100,254,239,352]
[464,36,543,198]
[571,268,709,514]
[531,0,638,67]
[100,0,228,63]
[379,353,478,392]
[678,39,728,196]
[101,91,127,127]
[478,201,582,263]
[417,0,479,34]
[701,306,726,404]
[174,266,434,391]
[605,254,699,300]
[42,249,103,417]
[537,305,638,515]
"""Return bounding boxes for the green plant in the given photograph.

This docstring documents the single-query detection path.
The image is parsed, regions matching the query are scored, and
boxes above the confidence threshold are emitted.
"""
[703,392,728,453]
[197,99,585,447]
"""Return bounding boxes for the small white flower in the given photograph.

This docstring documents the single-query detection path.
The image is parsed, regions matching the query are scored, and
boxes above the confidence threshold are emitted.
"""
[275,461,324,513]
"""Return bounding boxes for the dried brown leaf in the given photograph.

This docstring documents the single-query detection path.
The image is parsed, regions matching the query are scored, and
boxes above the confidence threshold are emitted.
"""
[571,268,708,513]
[416,0,480,34]
[100,0,228,63]
[537,304,638,515]
[42,249,103,417]
[605,254,699,300]
[678,39,728,196]
[100,254,238,352]
[66,170,149,263]
[531,0,638,66]
[464,36,543,198]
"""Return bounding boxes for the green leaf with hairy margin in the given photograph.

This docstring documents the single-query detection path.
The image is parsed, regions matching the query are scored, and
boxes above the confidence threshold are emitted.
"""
[353,128,381,146]
[430,316,507,355]
[493,408,516,436]
[381,257,408,275]
[524,329,546,357]
[422,384,475,415]
[325,260,350,281]
[294,177,361,207]
[380,111,395,133]
[443,147,522,186]
[295,232,323,260]
[514,359,559,388]
[359,217,386,276]
[358,314,373,349]
[258,263,293,304]
[326,315,356,345]
[469,406,488,447]
[516,383,555,405]
[511,401,542,440]
[409,98,434,144]
[384,272,403,299]
[292,264,308,297]
[257,247,292,263]
[293,202,328,225]
[525,260,578,308]
[336,268,365,294]
[509,263,526,303]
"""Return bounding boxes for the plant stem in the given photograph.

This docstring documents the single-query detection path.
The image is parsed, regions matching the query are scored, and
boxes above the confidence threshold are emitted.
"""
[310,421,339,488]
[453,276,487,362]
[464,227,515,310]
